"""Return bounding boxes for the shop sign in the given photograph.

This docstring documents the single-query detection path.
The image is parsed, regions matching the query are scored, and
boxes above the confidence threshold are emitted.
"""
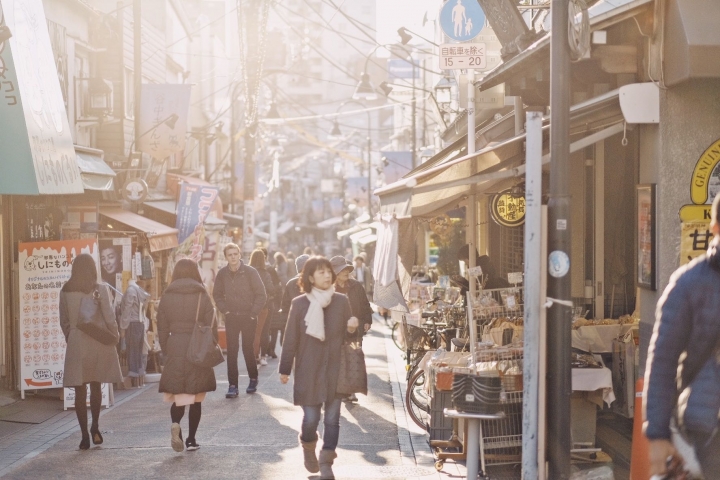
[138,84,191,161]
[18,239,98,394]
[678,137,720,264]
[121,178,148,203]
[0,0,83,195]
[680,221,712,266]
[63,383,110,410]
[490,189,525,227]
[175,183,220,243]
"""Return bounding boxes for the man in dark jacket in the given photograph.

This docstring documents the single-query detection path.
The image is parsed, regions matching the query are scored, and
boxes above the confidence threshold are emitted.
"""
[213,243,267,397]
[279,254,310,331]
[644,193,720,477]
[330,256,373,402]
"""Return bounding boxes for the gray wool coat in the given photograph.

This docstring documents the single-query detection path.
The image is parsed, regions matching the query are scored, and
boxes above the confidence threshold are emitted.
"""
[60,284,123,388]
[157,278,217,395]
[279,293,353,406]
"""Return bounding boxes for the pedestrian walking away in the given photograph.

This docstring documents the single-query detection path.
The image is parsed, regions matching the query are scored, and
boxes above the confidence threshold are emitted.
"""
[250,249,278,366]
[59,253,123,450]
[644,193,720,478]
[279,256,359,480]
[275,254,310,355]
[330,256,372,403]
[212,243,267,396]
[352,255,374,304]
[118,279,151,387]
[157,259,217,452]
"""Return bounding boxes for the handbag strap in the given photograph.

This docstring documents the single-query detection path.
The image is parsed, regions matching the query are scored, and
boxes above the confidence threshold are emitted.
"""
[194,293,217,328]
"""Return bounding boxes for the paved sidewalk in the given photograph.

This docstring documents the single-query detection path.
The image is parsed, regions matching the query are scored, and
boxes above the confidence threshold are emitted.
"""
[0,319,467,479]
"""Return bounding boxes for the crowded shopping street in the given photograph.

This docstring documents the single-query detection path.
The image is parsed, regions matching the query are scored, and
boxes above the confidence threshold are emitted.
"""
[1,0,720,478]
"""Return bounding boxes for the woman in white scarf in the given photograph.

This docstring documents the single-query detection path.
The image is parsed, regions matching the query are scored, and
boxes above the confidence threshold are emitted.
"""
[279,256,358,480]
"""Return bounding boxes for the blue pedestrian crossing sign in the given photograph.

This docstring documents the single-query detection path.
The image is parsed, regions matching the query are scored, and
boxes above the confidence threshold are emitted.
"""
[439,0,486,42]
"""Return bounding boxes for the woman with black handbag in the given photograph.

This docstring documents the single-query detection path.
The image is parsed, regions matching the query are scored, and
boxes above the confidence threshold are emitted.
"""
[279,256,359,480]
[157,259,217,452]
[60,254,123,450]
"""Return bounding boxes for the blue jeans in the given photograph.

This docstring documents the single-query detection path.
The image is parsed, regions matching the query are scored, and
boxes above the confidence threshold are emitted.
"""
[301,398,342,451]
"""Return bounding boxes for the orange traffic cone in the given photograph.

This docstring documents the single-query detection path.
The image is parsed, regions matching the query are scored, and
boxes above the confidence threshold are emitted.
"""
[630,378,650,480]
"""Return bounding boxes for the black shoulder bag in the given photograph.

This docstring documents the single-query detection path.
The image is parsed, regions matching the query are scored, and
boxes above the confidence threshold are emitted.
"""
[186,293,225,368]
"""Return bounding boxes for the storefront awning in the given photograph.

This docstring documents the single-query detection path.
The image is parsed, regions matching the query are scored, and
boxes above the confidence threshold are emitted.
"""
[143,199,227,227]
[100,207,179,252]
[376,89,624,218]
[477,0,653,93]
[664,0,720,86]
[75,146,115,192]
[317,217,344,229]
[277,221,295,235]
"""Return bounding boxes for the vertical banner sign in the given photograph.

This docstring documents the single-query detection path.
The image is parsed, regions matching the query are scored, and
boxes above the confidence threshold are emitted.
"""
[137,84,191,160]
[0,0,83,195]
[243,200,255,256]
[18,239,98,393]
[175,183,220,243]
[345,177,370,208]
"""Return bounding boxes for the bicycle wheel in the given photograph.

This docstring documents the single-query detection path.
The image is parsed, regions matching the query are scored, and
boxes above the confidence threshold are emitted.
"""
[391,321,403,351]
[406,368,431,430]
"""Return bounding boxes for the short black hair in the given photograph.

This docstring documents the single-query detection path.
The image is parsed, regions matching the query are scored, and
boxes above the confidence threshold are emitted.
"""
[299,256,336,293]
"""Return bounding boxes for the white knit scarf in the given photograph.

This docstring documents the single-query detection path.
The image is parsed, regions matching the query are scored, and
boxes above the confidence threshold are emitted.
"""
[304,286,335,341]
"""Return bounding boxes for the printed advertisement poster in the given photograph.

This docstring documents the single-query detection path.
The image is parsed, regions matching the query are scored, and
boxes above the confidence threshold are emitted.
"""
[19,239,98,393]
[99,238,132,291]
[680,221,712,266]
[176,183,220,244]
[63,383,111,410]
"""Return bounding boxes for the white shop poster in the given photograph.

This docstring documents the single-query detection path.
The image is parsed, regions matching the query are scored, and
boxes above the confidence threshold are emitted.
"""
[63,383,111,410]
[18,239,98,396]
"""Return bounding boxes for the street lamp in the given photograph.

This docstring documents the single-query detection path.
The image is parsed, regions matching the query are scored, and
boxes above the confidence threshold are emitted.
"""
[397,26,439,47]
[352,73,377,101]
[434,76,455,106]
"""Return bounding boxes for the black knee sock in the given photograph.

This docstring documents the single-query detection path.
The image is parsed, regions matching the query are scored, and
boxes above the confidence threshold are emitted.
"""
[74,384,88,435]
[170,403,185,424]
[89,382,101,430]
[188,402,201,441]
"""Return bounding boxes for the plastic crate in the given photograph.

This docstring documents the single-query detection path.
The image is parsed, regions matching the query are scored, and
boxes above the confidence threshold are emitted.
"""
[430,390,454,428]
[452,373,503,414]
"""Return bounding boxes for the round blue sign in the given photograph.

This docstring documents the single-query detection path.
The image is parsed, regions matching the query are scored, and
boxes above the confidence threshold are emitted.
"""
[439,0,486,42]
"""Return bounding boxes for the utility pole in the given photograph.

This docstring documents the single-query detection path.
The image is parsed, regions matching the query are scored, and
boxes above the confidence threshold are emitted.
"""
[410,58,417,169]
[547,0,572,477]
[133,0,142,160]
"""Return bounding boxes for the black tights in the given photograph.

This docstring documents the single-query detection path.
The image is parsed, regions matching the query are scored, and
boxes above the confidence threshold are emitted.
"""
[74,382,102,436]
[170,402,202,441]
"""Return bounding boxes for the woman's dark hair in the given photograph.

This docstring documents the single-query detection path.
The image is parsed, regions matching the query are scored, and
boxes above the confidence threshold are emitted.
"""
[62,253,98,294]
[171,258,203,284]
[274,252,286,265]
[299,256,336,293]
[249,249,266,270]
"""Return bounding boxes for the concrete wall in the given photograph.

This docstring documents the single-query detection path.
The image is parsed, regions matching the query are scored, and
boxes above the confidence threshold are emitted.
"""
[637,79,720,374]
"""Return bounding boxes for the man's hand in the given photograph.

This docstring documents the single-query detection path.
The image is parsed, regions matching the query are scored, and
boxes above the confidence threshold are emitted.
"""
[648,439,680,476]
[280,374,290,384]
[363,323,371,333]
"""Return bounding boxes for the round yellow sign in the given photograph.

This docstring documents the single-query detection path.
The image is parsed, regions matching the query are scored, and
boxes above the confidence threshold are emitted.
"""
[491,189,526,227]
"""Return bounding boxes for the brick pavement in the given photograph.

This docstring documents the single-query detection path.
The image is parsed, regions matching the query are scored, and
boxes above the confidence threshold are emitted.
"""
[0,317,467,479]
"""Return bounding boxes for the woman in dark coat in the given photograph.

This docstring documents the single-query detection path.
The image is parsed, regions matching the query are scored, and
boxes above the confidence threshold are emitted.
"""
[60,254,123,450]
[157,259,216,452]
[279,256,357,480]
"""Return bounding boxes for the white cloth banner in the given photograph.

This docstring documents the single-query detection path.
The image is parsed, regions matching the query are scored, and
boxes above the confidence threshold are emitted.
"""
[373,214,399,288]
[138,84,192,160]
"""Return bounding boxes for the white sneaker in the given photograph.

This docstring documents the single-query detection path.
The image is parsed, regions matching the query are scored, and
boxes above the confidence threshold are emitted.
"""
[259,356,268,366]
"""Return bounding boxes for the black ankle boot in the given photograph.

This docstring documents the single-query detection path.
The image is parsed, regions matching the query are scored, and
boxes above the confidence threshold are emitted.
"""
[90,426,103,445]
[79,432,90,450]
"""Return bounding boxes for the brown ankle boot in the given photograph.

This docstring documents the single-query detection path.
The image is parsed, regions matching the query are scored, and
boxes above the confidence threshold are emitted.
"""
[318,449,337,479]
[299,434,319,473]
